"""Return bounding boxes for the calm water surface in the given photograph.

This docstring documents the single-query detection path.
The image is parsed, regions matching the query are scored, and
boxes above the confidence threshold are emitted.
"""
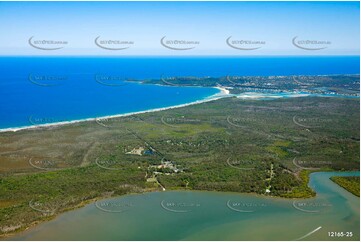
[11,171,360,241]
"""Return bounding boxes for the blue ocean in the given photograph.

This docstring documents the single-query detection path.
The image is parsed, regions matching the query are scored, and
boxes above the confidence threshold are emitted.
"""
[0,56,359,130]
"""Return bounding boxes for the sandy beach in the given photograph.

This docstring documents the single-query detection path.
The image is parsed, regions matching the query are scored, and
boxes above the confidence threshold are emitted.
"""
[0,88,315,134]
[0,87,231,134]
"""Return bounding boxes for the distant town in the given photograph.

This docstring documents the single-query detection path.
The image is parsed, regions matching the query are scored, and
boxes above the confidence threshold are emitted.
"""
[129,74,360,97]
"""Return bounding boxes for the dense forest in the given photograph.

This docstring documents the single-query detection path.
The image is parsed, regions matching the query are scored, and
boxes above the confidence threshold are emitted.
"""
[0,96,359,236]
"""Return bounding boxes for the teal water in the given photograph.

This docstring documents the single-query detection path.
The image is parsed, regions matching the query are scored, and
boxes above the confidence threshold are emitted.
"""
[11,172,360,241]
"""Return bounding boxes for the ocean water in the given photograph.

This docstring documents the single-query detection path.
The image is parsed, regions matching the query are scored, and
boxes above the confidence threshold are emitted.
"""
[0,56,359,130]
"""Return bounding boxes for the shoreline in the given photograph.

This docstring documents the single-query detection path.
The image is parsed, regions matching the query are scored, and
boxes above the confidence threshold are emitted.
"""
[0,87,231,134]
[1,83,358,133]
[4,170,359,240]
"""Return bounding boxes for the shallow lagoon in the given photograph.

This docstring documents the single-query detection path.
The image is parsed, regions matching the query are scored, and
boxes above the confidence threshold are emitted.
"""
[11,171,359,241]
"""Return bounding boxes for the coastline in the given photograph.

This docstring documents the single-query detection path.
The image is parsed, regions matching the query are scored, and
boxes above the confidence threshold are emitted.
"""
[0,87,231,134]
[1,82,358,133]
[0,187,161,240]
[4,170,359,240]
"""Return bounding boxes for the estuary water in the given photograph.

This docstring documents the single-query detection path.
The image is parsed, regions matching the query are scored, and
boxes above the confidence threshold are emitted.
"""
[11,171,360,241]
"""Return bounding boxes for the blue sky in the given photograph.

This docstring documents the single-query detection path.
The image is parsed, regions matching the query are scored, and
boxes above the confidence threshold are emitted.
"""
[0,1,359,56]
